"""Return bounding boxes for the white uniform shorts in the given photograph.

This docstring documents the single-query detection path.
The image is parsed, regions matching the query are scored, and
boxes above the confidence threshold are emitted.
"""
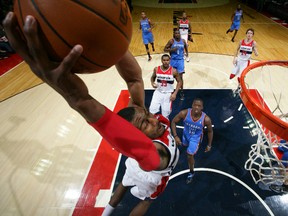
[180,34,188,44]
[149,90,172,118]
[122,158,168,200]
[232,59,250,78]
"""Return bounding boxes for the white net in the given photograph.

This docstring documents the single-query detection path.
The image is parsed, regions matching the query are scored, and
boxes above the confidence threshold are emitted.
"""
[240,61,288,185]
[244,123,288,185]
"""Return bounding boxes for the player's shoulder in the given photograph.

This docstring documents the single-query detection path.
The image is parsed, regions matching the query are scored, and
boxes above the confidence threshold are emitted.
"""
[180,109,189,115]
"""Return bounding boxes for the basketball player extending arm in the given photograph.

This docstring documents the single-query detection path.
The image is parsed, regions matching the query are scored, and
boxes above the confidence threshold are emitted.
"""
[3,12,162,171]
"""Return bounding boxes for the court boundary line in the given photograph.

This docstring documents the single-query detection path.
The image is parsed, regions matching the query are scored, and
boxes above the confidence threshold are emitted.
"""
[170,168,275,216]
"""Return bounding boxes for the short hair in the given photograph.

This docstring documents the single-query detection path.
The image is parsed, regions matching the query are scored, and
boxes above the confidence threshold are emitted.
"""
[246,28,254,35]
[193,98,204,105]
[161,54,170,60]
[117,107,136,122]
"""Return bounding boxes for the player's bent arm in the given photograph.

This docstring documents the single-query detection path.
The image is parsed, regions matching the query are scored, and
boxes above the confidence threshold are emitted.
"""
[253,41,259,56]
[164,40,173,52]
[151,68,157,87]
[171,110,187,137]
[116,50,145,108]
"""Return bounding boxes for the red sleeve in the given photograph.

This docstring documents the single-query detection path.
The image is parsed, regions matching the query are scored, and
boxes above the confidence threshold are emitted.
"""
[89,107,160,171]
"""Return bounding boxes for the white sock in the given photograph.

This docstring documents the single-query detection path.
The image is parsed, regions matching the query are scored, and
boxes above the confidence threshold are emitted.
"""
[102,204,115,216]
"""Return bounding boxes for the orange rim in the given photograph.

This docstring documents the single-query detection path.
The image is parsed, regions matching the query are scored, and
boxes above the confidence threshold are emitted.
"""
[240,60,288,141]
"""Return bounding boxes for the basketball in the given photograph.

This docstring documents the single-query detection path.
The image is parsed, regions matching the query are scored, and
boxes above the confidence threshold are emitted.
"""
[13,0,133,73]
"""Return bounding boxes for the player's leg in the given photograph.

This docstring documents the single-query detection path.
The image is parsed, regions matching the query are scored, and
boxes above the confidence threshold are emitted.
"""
[161,93,172,119]
[186,140,199,184]
[231,23,240,42]
[149,90,162,115]
[102,182,128,216]
[130,200,153,216]
[237,60,250,82]
[149,32,155,52]
[145,44,152,61]
[143,35,151,61]
[177,60,185,100]
[148,32,155,52]
[226,23,233,34]
[229,60,240,80]
[148,32,155,57]
[182,34,190,62]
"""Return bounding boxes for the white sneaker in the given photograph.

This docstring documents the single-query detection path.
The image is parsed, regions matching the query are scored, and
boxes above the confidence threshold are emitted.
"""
[186,57,190,62]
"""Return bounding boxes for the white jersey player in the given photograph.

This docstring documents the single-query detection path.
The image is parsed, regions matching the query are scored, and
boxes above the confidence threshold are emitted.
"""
[178,12,192,62]
[102,107,180,216]
[123,114,179,200]
[230,28,259,81]
[149,54,182,118]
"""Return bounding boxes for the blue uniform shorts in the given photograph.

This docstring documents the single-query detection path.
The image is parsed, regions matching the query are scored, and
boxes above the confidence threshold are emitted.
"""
[182,134,200,155]
[142,32,154,44]
[170,58,185,73]
[230,21,240,31]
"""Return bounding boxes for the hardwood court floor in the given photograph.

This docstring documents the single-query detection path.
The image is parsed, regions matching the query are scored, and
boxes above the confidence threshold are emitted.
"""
[0,0,288,215]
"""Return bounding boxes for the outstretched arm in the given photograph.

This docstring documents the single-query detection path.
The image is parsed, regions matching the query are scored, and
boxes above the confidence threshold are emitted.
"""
[3,13,105,122]
[116,50,145,108]
[3,13,160,171]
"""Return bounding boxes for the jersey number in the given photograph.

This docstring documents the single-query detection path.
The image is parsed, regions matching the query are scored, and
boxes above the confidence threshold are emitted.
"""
[161,80,167,87]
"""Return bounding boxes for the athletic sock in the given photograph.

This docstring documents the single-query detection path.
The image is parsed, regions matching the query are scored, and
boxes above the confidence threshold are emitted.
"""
[102,204,115,216]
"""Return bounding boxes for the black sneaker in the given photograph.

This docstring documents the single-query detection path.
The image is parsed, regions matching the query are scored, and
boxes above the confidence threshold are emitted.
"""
[148,56,152,61]
[269,184,288,194]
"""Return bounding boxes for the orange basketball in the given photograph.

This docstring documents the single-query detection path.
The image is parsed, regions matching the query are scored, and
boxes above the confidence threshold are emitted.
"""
[14,0,132,73]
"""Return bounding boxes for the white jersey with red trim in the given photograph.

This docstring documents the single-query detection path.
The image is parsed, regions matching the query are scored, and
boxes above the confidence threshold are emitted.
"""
[238,39,254,61]
[156,65,175,93]
[179,19,189,35]
[122,115,179,200]
[152,114,179,176]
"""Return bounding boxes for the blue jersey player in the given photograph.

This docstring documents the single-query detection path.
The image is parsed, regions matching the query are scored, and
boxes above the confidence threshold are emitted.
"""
[171,98,213,184]
[164,30,188,100]
[226,4,244,42]
[140,11,155,61]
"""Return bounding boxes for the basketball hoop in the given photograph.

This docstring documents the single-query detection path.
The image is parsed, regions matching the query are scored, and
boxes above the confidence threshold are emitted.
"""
[240,60,288,185]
